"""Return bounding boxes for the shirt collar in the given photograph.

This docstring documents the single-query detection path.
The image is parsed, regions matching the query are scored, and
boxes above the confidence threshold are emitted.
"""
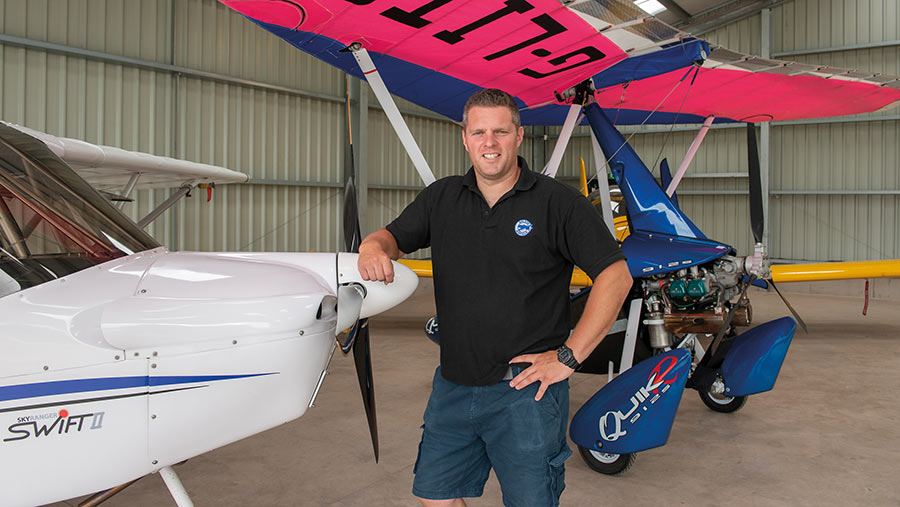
[462,156,537,193]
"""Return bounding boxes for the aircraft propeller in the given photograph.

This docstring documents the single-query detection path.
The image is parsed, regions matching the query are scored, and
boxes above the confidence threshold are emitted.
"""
[746,123,765,245]
[745,123,807,333]
[341,173,380,462]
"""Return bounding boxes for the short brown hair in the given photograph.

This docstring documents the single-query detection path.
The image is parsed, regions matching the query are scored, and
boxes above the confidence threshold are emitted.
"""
[462,89,520,128]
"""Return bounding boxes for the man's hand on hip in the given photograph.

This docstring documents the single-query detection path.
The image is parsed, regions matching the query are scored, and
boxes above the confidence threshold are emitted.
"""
[508,351,574,401]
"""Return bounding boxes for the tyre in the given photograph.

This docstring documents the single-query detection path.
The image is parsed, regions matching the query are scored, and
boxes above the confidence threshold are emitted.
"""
[576,446,636,475]
[698,389,748,413]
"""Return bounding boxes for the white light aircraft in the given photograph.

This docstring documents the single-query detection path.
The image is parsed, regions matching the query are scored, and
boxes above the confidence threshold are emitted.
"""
[0,122,417,507]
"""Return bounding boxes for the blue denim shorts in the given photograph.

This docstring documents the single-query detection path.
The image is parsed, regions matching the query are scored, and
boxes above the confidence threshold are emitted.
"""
[412,366,572,507]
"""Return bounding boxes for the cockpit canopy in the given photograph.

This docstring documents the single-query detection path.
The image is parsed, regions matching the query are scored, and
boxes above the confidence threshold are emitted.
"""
[0,123,159,296]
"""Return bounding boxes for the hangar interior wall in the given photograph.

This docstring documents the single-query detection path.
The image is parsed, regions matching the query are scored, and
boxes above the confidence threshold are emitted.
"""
[0,0,464,259]
[1,0,898,269]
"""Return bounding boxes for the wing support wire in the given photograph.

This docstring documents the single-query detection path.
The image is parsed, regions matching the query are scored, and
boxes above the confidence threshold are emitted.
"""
[666,115,714,196]
[347,45,436,186]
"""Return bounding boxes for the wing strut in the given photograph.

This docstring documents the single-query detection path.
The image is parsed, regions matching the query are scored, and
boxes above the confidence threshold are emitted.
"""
[666,115,714,196]
[159,466,194,507]
[116,172,141,209]
[542,104,582,178]
[589,129,615,235]
[347,44,436,186]
[137,184,194,229]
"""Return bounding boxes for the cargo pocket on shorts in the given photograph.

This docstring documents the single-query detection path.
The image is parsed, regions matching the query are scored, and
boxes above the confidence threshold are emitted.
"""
[548,445,573,501]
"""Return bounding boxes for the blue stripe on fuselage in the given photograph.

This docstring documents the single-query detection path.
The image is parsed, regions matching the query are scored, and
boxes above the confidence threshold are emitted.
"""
[0,373,276,403]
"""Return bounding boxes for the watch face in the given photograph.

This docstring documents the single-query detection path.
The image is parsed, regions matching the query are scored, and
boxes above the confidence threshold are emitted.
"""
[557,345,577,368]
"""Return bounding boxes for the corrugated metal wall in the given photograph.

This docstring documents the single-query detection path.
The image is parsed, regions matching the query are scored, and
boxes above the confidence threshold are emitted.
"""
[0,0,463,258]
[2,0,898,261]
[365,108,467,258]
[1,0,179,244]
[766,0,900,261]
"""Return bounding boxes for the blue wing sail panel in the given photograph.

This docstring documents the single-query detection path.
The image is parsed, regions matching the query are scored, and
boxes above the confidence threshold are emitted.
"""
[570,349,690,455]
[242,19,707,126]
[590,39,708,90]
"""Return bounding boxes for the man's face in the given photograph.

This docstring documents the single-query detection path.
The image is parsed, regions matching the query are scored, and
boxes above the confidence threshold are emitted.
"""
[461,106,524,182]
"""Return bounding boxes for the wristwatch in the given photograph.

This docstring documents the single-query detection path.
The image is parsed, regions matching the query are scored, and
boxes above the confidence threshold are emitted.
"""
[556,344,580,370]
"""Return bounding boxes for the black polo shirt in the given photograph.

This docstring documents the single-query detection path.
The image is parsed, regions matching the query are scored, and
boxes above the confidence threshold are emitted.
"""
[387,158,625,386]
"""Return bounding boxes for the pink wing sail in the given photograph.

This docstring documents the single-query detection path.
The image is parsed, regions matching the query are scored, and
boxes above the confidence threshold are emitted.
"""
[220,0,900,125]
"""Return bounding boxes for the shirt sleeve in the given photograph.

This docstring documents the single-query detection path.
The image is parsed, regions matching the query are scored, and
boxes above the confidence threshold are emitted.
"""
[385,184,432,255]
[561,193,627,280]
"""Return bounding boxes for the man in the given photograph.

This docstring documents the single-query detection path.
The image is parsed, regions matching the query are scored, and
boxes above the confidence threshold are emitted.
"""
[357,89,632,506]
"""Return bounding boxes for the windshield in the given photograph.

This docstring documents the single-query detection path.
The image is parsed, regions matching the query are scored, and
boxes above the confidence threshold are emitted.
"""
[0,123,160,296]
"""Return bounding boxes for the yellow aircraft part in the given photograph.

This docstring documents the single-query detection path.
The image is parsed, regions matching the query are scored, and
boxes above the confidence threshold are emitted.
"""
[579,157,589,197]
[613,216,629,242]
[397,259,594,287]
[771,259,900,282]
[570,267,592,287]
[397,259,434,278]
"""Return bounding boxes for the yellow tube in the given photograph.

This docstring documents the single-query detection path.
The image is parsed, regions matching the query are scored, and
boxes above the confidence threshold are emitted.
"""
[579,157,589,197]
[397,259,434,278]
[771,259,900,282]
[398,259,594,287]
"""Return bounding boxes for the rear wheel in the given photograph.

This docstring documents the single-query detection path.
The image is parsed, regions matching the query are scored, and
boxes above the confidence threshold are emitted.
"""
[577,446,635,475]
[698,389,748,413]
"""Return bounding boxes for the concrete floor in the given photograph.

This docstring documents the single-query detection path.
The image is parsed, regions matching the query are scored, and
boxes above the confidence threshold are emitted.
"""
[54,281,900,507]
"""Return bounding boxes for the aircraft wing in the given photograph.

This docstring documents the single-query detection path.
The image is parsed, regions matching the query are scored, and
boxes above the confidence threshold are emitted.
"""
[4,122,249,193]
[219,0,900,125]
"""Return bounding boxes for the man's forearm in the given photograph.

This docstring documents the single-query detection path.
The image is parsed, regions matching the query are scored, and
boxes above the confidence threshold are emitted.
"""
[359,228,402,260]
[358,228,403,283]
[566,260,632,363]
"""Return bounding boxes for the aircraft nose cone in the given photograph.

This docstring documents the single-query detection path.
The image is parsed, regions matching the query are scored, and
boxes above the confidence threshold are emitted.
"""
[337,253,418,319]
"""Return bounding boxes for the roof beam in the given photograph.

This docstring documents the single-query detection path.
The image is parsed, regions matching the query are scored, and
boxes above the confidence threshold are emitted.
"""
[677,0,788,36]
[657,0,691,24]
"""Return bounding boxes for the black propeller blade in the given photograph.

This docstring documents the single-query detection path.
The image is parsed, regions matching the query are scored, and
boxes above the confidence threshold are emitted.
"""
[343,138,379,461]
[746,123,764,244]
[351,318,378,461]
[745,123,807,333]
[344,176,361,254]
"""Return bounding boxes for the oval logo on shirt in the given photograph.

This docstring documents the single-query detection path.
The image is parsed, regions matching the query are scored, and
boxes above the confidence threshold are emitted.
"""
[514,219,533,237]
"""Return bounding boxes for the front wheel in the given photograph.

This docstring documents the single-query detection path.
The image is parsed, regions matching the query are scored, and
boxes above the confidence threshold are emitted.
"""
[576,446,635,475]
[698,389,748,413]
